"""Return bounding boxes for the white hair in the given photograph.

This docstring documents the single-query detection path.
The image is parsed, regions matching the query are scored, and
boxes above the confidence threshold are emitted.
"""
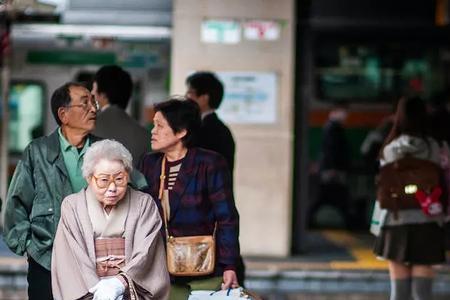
[82,139,133,178]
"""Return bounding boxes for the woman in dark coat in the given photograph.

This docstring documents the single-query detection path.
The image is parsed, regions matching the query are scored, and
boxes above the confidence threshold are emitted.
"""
[138,99,240,300]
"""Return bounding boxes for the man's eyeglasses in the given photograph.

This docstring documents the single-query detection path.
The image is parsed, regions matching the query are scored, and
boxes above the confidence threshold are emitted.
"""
[92,172,128,189]
[66,98,99,111]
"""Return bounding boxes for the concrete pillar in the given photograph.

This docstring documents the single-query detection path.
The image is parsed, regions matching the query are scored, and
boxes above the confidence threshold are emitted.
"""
[171,0,295,256]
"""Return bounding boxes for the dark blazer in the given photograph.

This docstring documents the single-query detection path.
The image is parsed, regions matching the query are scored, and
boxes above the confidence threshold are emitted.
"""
[138,148,240,275]
[197,112,235,174]
[320,120,350,172]
[93,105,151,166]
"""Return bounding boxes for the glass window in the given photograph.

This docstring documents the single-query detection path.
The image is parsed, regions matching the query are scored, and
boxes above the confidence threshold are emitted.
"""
[6,82,45,153]
[315,42,445,103]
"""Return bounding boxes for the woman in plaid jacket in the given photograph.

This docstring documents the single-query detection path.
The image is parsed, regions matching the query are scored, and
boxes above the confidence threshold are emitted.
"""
[138,98,240,300]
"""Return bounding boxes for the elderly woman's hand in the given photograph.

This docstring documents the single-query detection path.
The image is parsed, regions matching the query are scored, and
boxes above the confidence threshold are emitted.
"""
[221,270,239,290]
[89,277,125,300]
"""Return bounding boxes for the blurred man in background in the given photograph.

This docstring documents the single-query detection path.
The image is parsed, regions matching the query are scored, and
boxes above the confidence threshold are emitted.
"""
[92,65,151,166]
[309,104,352,228]
[186,71,235,174]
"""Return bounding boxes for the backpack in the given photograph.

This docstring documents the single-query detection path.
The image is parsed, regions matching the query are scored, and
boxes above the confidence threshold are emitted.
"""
[376,156,445,217]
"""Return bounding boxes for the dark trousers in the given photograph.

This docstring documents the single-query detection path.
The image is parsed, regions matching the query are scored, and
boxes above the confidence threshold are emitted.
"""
[309,181,351,227]
[27,257,53,300]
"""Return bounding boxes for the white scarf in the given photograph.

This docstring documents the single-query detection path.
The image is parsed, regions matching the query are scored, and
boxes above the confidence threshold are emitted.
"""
[85,186,129,238]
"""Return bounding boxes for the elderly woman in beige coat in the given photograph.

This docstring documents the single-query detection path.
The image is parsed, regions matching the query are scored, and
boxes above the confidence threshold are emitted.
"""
[51,139,169,300]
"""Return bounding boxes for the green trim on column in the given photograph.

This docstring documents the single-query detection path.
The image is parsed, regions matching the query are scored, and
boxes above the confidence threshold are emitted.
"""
[27,50,116,65]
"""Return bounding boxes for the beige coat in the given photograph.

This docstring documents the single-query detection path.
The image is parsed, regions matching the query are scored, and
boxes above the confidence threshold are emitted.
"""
[51,188,170,300]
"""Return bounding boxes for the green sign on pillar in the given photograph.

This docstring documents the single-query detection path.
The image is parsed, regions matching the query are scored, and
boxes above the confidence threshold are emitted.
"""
[201,19,241,44]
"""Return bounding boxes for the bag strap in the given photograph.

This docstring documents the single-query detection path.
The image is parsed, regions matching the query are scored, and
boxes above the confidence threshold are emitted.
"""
[158,156,171,239]
[392,160,401,219]
[158,155,166,202]
[119,273,138,300]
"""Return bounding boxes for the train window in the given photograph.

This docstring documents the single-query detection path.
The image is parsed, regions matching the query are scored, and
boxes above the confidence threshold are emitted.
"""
[7,82,45,153]
[315,42,445,103]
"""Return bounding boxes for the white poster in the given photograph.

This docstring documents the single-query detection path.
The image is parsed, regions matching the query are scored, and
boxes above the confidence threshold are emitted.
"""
[216,72,277,124]
[243,20,281,41]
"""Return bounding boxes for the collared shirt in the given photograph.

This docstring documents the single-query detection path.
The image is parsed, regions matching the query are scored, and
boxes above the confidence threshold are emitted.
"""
[201,109,214,120]
[58,128,90,192]
[100,103,110,112]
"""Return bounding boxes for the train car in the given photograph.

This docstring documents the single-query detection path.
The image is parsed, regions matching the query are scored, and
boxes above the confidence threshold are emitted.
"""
[2,0,172,180]
[296,0,450,233]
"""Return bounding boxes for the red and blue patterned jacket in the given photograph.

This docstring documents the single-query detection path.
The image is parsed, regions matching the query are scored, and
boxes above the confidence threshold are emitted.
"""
[138,147,240,277]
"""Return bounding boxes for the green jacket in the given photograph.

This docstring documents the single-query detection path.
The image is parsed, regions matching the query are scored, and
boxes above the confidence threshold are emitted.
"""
[3,130,147,270]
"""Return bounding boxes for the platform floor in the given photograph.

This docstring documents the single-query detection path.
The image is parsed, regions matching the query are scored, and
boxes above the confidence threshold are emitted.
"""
[244,229,450,297]
[0,230,449,299]
[246,229,389,271]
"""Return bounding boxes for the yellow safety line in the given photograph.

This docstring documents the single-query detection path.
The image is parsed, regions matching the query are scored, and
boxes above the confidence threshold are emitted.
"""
[322,230,388,270]
[246,230,450,272]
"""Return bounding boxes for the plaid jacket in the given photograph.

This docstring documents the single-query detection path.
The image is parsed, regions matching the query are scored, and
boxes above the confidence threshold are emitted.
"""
[138,148,240,275]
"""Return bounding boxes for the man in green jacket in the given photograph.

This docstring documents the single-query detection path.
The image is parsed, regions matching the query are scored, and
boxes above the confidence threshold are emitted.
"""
[3,82,99,300]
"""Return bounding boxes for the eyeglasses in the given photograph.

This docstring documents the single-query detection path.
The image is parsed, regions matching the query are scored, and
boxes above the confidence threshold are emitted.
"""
[66,98,99,111]
[92,172,128,189]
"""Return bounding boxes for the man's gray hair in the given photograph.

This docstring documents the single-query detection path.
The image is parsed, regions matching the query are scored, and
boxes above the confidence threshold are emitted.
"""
[82,139,133,178]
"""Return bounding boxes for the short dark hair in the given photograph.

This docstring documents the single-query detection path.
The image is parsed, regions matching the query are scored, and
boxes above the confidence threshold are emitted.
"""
[185,71,224,109]
[51,82,86,126]
[154,98,201,148]
[74,71,95,91]
[94,65,132,109]
[381,96,430,155]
